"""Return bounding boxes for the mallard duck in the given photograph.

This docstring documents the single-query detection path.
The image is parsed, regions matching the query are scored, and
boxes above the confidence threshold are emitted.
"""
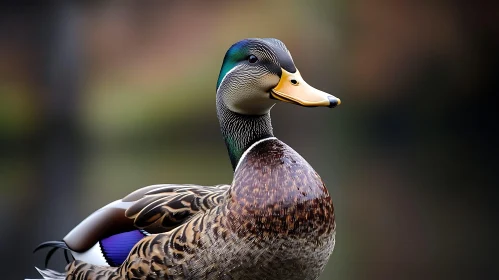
[32,38,340,280]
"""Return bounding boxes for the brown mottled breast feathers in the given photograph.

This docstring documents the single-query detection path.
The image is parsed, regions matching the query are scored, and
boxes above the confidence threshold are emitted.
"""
[227,138,335,239]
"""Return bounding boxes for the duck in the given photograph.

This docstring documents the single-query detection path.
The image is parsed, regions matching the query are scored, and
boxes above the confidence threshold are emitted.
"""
[31,38,340,280]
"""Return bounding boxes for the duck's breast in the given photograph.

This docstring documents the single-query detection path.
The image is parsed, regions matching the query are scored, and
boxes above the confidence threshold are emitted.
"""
[227,138,335,239]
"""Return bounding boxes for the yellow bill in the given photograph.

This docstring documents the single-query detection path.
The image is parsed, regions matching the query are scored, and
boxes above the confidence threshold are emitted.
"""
[271,68,341,108]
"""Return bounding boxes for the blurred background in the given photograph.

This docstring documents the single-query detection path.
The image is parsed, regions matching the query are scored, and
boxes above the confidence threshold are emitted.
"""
[0,1,497,279]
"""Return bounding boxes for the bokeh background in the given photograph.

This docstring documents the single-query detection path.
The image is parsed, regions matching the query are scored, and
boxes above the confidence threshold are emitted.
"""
[1,1,497,279]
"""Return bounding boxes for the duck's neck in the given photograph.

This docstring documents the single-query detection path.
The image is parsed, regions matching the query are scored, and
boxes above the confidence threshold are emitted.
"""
[217,100,274,171]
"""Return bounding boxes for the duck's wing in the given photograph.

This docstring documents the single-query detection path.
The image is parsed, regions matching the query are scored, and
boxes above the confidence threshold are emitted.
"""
[124,184,230,231]
[60,184,229,254]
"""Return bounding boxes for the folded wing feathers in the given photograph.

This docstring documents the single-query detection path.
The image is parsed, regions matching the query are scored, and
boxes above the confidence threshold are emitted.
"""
[125,184,229,231]
[29,184,231,279]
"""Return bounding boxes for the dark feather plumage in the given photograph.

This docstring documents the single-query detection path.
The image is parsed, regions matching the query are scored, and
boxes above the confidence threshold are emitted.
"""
[125,184,229,231]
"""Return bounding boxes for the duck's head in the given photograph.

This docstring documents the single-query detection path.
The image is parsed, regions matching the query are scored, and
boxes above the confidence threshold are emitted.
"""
[216,38,340,115]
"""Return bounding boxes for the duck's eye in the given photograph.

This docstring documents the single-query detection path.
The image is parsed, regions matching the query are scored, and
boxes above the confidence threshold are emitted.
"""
[248,55,258,64]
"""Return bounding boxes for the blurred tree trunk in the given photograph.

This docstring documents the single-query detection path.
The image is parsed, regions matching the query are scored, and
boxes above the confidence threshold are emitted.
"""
[36,0,83,256]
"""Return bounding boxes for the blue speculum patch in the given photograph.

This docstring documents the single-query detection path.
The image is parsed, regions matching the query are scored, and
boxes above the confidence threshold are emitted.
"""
[100,230,147,266]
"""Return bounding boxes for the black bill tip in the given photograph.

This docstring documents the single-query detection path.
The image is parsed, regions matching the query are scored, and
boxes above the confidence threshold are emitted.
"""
[328,96,341,108]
